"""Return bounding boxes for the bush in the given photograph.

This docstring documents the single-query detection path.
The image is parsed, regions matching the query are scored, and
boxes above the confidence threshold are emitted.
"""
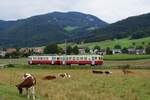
[6,64,15,68]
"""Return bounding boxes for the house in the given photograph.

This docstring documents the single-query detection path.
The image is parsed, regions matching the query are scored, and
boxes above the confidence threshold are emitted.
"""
[0,51,6,57]
[112,49,122,54]
[136,49,146,55]
[98,49,107,55]
[90,49,94,54]
[128,48,145,54]
[20,47,44,54]
[78,48,85,54]
[32,48,44,53]
[6,48,17,53]
[19,48,33,53]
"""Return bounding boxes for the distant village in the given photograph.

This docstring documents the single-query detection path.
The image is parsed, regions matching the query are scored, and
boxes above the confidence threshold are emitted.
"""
[0,42,150,58]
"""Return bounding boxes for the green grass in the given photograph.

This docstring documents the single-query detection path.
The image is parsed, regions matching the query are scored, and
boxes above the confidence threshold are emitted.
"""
[104,54,150,61]
[0,85,28,100]
[64,26,78,32]
[59,37,150,49]
[0,58,27,65]
[0,68,150,100]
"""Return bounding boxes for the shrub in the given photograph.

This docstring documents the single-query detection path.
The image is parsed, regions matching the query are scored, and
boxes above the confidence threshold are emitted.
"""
[6,64,15,68]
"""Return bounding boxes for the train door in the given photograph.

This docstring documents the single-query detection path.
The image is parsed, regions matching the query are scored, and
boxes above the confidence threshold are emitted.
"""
[62,56,66,65]
[51,56,56,64]
[28,56,32,64]
[91,56,95,65]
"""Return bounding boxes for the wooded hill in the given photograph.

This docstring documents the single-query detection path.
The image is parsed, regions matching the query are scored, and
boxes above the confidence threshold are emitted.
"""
[84,13,150,42]
[0,12,107,47]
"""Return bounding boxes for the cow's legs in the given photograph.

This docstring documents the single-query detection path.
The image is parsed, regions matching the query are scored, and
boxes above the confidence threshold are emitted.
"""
[26,88,30,99]
[31,86,35,100]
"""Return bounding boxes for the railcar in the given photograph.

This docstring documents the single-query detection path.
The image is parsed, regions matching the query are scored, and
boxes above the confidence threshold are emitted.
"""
[28,55,103,65]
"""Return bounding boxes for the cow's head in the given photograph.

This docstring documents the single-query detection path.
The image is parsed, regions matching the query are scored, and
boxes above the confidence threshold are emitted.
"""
[16,84,23,94]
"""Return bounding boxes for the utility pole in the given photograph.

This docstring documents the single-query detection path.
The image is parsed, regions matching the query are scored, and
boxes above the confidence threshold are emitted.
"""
[65,39,67,65]
[65,39,67,55]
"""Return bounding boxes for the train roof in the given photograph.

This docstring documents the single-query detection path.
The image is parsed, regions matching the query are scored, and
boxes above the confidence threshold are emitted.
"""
[29,54,103,57]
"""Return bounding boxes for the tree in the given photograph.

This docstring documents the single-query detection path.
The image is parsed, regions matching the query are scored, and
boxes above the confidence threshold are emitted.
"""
[57,47,63,54]
[142,41,145,45]
[114,44,122,49]
[44,43,58,54]
[85,47,90,53]
[106,47,112,55]
[136,46,143,49]
[66,45,72,55]
[72,45,79,55]
[145,45,150,54]
[122,47,128,54]
[93,45,101,51]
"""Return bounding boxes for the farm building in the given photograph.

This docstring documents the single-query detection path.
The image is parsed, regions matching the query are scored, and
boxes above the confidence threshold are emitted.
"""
[0,51,6,57]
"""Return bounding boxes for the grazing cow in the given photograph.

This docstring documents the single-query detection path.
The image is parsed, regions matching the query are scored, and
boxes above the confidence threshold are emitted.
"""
[42,75,56,80]
[92,70,103,74]
[58,73,71,78]
[16,73,36,100]
[104,71,112,75]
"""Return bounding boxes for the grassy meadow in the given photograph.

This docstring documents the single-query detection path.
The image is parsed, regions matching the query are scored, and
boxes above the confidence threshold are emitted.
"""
[59,37,150,49]
[0,56,150,100]
[0,68,150,100]
[104,54,150,61]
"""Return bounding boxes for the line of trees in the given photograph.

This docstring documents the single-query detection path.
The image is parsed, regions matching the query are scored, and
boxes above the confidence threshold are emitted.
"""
[44,43,79,55]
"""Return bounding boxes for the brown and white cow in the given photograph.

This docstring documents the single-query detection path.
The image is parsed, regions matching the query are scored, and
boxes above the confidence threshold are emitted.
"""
[16,73,36,100]
[42,75,56,80]
[58,73,71,78]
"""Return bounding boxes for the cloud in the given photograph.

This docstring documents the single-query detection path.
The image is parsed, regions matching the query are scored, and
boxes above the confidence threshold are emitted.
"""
[0,0,150,23]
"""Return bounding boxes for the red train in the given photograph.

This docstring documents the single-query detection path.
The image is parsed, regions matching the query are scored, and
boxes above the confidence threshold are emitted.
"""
[28,55,103,65]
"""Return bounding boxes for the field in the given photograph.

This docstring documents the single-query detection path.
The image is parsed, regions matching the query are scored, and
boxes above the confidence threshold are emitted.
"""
[59,37,150,49]
[0,68,150,100]
[0,57,150,100]
[104,54,150,61]
[1,57,150,69]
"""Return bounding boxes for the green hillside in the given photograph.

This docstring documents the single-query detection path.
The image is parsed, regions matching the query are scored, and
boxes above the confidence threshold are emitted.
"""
[84,13,150,42]
[0,12,107,48]
[60,37,150,49]
[80,37,150,49]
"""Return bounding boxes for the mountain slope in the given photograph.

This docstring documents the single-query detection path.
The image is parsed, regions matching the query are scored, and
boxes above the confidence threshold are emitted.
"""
[0,12,108,47]
[85,13,150,42]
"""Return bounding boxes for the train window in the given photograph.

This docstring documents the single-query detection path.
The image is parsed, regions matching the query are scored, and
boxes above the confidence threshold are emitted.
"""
[99,57,101,60]
[84,57,87,60]
[73,57,75,60]
[77,57,79,60]
[80,57,83,60]
[66,57,68,60]
[57,57,59,60]
[95,57,97,60]
[62,57,65,60]
[69,57,72,60]
[52,57,56,60]
[92,57,94,60]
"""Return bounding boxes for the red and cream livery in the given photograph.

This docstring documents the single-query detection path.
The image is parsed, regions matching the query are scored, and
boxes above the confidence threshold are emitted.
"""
[28,55,103,65]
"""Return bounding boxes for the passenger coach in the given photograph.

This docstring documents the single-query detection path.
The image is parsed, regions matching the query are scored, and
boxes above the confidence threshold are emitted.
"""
[28,55,103,65]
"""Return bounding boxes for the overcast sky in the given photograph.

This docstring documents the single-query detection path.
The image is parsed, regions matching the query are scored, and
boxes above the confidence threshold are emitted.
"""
[0,0,150,23]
